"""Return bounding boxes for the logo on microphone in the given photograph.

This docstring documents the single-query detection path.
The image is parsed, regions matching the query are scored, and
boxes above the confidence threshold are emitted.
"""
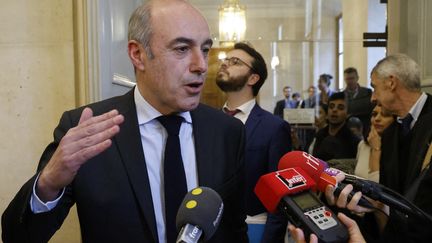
[276,169,308,190]
[301,152,321,171]
[188,225,200,239]
[286,175,307,188]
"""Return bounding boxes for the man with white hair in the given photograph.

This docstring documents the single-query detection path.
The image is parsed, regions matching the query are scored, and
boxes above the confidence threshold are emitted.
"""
[328,54,432,243]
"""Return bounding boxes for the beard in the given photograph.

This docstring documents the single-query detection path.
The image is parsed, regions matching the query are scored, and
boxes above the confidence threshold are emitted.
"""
[216,71,249,92]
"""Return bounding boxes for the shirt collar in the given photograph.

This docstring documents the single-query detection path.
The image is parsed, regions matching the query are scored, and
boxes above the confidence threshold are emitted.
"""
[223,99,256,116]
[134,86,192,125]
[396,92,427,126]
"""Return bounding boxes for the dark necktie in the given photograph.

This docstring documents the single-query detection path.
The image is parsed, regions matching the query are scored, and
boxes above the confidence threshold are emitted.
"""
[400,113,413,137]
[224,107,241,116]
[157,115,187,243]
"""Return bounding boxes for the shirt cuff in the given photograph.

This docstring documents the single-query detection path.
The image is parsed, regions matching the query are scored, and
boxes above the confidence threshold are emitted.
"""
[30,173,65,214]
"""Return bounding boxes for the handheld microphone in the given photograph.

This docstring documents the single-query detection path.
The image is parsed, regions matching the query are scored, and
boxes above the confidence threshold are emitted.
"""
[343,174,432,221]
[278,151,373,209]
[254,167,349,243]
[176,187,224,243]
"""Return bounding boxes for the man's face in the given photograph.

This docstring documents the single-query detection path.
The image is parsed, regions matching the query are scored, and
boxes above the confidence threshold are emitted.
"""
[135,2,212,114]
[318,79,327,91]
[308,87,316,97]
[344,72,359,88]
[216,49,254,92]
[371,72,395,113]
[327,99,347,126]
[283,87,292,99]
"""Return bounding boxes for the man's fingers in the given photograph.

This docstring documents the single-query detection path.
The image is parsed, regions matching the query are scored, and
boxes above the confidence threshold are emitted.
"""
[325,185,336,206]
[78,109,120,127]
[288,224,307,243]
[335,172,345,183]
[78,107,94,124]
[336,184,353,208]
[64,111,124,149]
[338,212,356,228]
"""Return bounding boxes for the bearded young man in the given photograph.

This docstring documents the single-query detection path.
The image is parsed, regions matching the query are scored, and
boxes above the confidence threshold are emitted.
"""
[216,42,292,243]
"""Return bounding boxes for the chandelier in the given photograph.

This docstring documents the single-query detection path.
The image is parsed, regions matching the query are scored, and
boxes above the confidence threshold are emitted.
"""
[218,0,246,45]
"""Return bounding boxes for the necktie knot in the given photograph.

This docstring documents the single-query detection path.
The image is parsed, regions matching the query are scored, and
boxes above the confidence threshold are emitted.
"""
[224,107,241,116]
[157,115,183,136]
[401,113,413,136]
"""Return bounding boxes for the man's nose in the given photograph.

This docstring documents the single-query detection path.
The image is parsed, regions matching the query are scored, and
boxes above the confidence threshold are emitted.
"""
[190,49,208,74]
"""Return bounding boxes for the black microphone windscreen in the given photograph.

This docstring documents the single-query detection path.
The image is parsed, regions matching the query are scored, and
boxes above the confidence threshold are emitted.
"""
[176,187,224,241]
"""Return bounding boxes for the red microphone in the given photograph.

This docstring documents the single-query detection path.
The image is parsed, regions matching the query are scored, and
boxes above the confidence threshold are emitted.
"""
[254,167,316,213]
[278,151,337,192]
[279,151,373,209]
[254,165,350,242]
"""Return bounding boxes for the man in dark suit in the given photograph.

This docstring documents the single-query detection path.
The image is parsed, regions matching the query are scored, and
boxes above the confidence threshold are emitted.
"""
[327,54,432,243]
[216,42,292,242]
[1,1,248,242]
[343,67,374,138]
[273,86,295,118]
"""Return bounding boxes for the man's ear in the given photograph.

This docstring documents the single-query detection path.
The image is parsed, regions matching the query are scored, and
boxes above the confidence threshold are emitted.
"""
[247,73,260,86]
[128,40,145,71]
[387,75,398,91]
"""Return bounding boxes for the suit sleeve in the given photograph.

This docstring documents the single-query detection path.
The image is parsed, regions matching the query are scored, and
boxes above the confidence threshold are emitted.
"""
[2,111,77,243]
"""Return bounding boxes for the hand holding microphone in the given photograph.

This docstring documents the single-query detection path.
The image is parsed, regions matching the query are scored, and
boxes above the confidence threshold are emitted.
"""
[278,151,374,210]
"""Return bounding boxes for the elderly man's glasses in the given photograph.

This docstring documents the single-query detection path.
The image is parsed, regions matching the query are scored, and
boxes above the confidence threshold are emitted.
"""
[221,57,255,71]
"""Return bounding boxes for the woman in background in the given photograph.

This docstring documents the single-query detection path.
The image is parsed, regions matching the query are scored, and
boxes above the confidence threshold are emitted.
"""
[354,105,395,182]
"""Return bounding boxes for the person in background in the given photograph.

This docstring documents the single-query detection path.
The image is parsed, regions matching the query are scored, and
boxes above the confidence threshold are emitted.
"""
[343,67,374,138]
[318,74,334,105]
[354,105,395,182]
[347,116,364,141]
[1,1,248,242]
[312,92,360,161]
[301,85,318,108]
[292,92,303,108]
[274,86,296,118]
[307,103,328,153]
[216,42,292,243]
[326,54,432,243]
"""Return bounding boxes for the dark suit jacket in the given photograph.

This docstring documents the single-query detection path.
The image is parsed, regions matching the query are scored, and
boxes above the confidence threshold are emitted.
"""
[379,94,432,242]
[273,99,285,118]
[274,99,297,118]
[345,86,374,136]
[244,104,292,243]
[2,89,248,243]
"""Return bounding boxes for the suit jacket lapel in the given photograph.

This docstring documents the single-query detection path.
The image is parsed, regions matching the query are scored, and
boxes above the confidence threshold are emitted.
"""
[191,105,216,187]
[405,95,432,190]
[113,89,158,242]
[245,104,262,144]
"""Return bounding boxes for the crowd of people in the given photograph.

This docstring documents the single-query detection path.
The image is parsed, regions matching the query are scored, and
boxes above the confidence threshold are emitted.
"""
[2,1,431,243]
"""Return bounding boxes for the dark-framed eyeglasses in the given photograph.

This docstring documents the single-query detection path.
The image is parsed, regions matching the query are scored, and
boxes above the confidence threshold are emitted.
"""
[221,57,255,71]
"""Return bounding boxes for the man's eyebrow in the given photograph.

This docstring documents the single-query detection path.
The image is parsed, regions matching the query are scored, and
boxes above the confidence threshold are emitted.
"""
[168,37,194,46]
[203,38,213,47]
[168,37,213,47]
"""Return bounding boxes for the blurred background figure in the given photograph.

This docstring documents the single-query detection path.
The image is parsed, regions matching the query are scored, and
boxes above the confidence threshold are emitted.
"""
[291,92,303,108]
[301,85,318,108]
[318,74,334,105]
[273,86,296,118]
[343,67,374,139]
[312,92,360,161]
[347,116,364,141]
